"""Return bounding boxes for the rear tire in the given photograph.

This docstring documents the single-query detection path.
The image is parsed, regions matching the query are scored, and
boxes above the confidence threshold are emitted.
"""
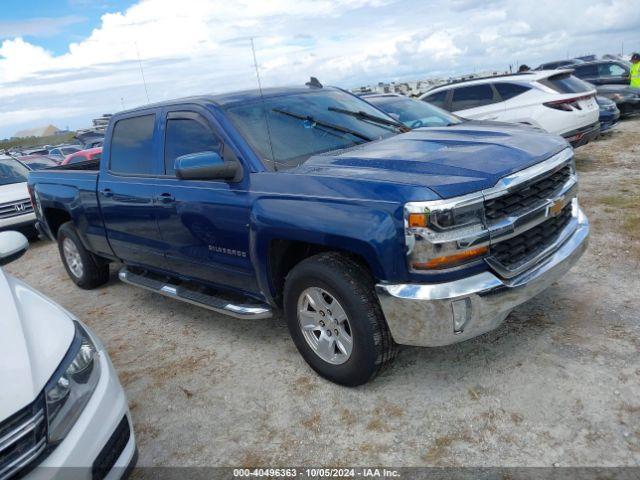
[57,222,109,289]
[283,252,397,386]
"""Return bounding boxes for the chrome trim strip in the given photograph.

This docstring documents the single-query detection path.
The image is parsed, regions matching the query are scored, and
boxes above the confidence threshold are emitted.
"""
[0,409,44,452]
[118,268,273,320]
[0,437,46,480]
[482,147,574,201]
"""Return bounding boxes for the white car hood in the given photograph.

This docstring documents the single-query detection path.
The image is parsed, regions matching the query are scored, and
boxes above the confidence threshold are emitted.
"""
[0,269,74,420]
[0,182,29,204]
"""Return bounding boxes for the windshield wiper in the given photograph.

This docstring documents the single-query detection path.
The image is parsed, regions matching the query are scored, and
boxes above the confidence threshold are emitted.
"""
[272,108,373,142]
[328,107,411,133]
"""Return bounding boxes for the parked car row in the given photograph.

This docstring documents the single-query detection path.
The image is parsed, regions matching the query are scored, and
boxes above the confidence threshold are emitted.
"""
[420,70,601,146]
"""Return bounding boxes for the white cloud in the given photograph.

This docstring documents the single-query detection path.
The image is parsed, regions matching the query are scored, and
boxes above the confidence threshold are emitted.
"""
[0,0,638,137]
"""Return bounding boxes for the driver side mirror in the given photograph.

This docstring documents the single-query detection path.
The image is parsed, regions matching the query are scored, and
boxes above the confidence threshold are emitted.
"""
[175,151,239,180]
[0,231,29,266]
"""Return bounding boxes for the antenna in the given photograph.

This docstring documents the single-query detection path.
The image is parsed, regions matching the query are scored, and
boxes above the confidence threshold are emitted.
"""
[250,37,277,171]
[135,42,150,103]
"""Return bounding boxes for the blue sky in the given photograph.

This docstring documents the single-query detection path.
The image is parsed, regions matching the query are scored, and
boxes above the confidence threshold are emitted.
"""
[1,0,639,139]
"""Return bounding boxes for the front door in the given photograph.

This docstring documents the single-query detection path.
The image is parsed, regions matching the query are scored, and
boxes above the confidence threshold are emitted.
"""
[154,108,258,294]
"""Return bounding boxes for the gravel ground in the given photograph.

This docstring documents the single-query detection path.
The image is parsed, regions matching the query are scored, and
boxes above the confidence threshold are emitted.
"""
[6,118,640,468]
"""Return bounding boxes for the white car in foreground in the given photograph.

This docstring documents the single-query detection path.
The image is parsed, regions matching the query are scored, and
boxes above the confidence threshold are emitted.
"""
[0,231,136,479]
[0,156,38,239]
[420,70,600,147]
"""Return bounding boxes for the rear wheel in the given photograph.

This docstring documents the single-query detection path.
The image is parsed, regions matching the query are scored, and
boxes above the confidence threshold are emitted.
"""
[284,252,397,386]
[57,222,109,289]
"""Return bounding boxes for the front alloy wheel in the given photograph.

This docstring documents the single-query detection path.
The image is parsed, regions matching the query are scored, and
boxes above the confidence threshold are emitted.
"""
[297,287,353,365]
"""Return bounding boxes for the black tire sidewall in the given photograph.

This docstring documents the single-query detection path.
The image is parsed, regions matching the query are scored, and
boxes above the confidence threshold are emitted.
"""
[284,259,380,386]
[57,223,103,288]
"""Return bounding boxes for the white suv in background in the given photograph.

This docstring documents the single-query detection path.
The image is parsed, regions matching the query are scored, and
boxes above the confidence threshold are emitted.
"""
[420,70,600,147]
[0,156,38,239]
[0,231,137,479]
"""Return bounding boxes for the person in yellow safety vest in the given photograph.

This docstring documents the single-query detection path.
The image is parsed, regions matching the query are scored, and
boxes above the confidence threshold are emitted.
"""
[630,53,640,89]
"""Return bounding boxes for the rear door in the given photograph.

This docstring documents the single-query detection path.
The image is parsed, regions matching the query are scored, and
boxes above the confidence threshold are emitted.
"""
[450,84,505,120]
[493,82,534,123]
[154,106,258,293]
[98,111,166,269]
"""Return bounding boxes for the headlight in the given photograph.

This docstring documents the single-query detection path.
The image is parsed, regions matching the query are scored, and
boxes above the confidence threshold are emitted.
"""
[405,193,489,271]
[45,321,100,444]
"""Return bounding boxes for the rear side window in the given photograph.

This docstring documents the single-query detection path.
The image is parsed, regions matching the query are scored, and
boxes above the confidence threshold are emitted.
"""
[110,114,156,174]
[423,90,448,109]
[68,154,83,165]
[539,73,592,93]
[164,114,222,175]
[494,83,530,101]
[572,65,598,77]
[450,84,497,111]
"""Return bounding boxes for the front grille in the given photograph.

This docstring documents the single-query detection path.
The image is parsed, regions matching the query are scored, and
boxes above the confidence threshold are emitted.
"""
[485,165,572,221]
[0,199,33,220]
[0,395,47,480]
[490,203,573,271]
[92,415,131,480]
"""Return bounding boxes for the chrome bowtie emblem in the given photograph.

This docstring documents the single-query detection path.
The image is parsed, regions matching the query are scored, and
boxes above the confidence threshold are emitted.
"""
[547,197,565,217]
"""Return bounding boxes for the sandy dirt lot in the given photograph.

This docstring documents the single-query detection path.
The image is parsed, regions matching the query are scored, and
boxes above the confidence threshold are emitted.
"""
[6,118,640,468]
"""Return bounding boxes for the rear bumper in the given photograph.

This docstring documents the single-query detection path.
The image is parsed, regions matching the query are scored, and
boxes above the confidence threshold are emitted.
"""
[599,111,620,132]
[376,208,589,347]
[563,122,600,147]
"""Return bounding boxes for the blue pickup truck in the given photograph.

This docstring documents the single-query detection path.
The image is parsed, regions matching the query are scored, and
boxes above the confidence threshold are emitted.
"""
[28,85,589,385]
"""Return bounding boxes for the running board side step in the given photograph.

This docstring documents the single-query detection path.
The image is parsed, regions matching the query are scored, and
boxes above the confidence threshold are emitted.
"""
[118,268,273,320]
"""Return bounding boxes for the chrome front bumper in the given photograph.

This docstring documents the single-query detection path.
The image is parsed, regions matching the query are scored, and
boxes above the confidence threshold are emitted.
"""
[376,209,589,347]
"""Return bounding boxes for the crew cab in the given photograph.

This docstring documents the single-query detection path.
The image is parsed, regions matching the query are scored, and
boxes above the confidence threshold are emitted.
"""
[28,85,590,386]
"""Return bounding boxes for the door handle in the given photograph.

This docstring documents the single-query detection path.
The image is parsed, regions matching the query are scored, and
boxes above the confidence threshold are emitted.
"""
[100,188,113,198]
[156,193,175,204]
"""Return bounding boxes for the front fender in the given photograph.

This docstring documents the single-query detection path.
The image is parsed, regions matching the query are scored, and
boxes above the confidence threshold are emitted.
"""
[250,197,405,303]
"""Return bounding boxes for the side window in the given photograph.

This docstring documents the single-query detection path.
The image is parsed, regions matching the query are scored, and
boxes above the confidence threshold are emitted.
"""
[164,114,222,175]
[494,83,530,101]
[424,90,448,109]
[110,114,156,175]
[599,63,627,76]
[450,84,497,111]
[50,149,60,156]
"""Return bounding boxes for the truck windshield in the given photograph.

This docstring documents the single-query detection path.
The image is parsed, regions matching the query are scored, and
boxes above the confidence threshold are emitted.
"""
[0,159,29,185]
[365,96,462,128]
[225,89,398,170]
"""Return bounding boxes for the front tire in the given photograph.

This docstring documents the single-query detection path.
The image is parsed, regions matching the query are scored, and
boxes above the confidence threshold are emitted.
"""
[284,252,397,386]
[57,222,109,289]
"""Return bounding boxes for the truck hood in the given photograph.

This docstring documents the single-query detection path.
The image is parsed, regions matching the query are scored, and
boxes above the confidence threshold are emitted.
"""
[296,123,569,198]
[0,270,74,420]
[0,182,29,204]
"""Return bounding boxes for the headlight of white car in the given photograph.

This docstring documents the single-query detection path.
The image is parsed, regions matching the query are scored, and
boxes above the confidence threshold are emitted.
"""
[45,321,101,444]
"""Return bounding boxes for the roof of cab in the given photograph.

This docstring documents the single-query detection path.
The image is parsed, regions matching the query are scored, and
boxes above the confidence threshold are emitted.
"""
[117,86,331,116]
